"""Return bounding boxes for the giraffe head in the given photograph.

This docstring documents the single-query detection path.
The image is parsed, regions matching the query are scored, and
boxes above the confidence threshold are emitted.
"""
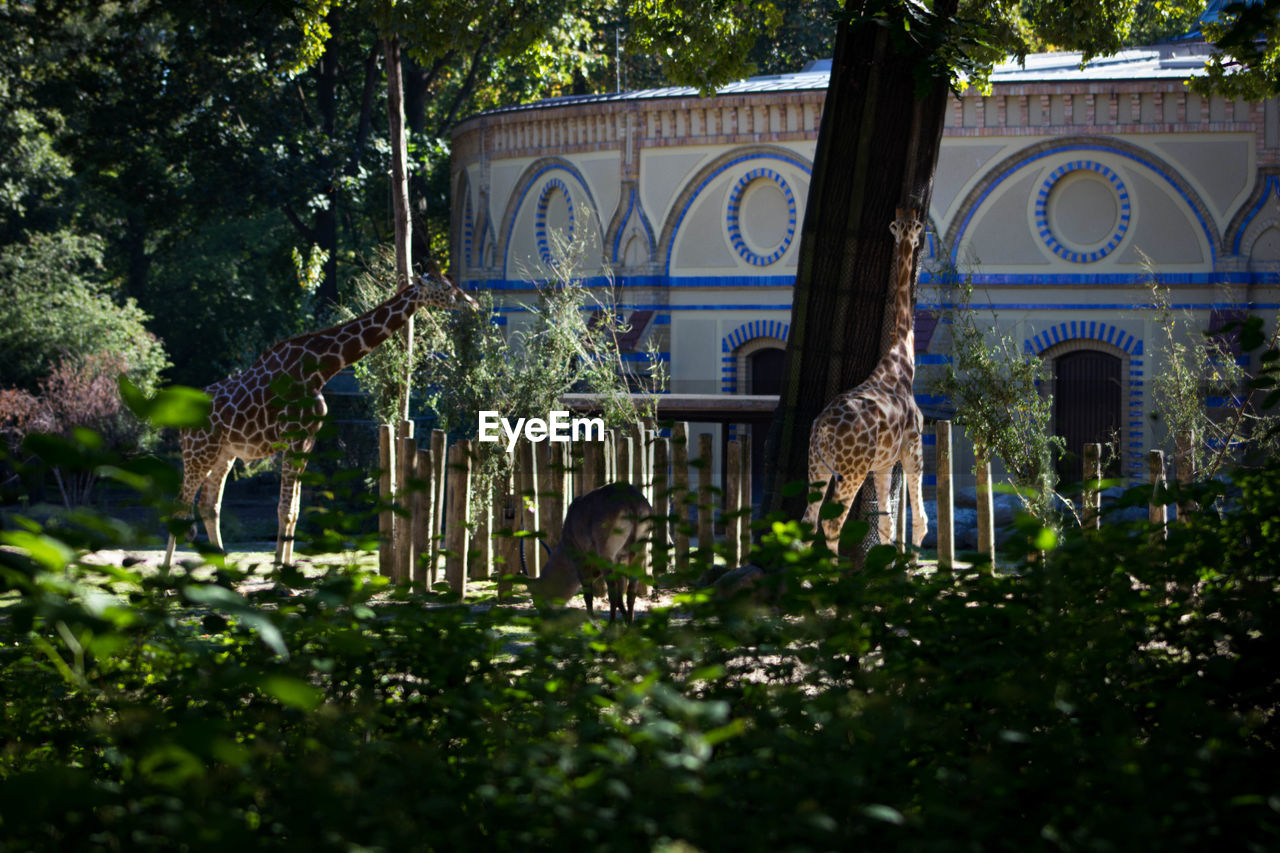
[411,260,480,312]
[889,209,924,251]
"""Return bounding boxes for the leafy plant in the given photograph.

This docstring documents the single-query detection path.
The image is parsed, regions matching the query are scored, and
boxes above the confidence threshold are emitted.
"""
[933,277,1064,522]
[1148,279,1280,477]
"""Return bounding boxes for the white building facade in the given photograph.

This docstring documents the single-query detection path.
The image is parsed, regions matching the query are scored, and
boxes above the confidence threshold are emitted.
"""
[451,45,1280,488]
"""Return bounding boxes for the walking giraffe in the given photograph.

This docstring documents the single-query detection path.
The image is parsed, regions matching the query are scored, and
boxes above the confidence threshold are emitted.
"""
[802,208,928,553]
[164,261,478,568]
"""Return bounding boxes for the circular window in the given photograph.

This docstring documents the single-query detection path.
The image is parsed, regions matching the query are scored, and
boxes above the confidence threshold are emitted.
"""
[535,178,575,266]
[1035,161,1130,263]
[727,168,797,266]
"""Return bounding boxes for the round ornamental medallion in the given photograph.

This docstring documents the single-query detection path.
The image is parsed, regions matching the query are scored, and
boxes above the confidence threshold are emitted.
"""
[535,178,575,266]
[1035,161,1130,263]
[726,168,797,266]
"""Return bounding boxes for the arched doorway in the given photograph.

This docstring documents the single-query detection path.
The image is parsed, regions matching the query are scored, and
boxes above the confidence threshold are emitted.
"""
[747,347,784,497]
[1054,349,1122,483]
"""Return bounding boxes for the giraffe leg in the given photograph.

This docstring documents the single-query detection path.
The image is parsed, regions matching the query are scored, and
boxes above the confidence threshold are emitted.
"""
[197,455,236,552]
[801,423,836,540]
[275,440,314,566]
[901,437,928,549]
[872,468,895,547]
[165,442,216,570]
[820,466,870,555]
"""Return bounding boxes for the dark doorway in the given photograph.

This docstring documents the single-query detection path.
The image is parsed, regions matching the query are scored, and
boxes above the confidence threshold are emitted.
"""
[747,347,784,499]
[1054,349,1122,483]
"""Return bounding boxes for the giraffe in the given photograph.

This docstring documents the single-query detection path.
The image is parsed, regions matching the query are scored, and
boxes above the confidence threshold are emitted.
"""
[164,261,478,568]
[802,208,928,554]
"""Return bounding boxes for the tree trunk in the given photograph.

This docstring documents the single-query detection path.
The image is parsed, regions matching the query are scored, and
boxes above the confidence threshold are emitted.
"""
[315,34,340,308]
[762,0,955,527]
[384,34,414,421]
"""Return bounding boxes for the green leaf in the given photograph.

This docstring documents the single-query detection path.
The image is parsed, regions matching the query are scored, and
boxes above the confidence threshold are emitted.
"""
[259,674,323,712]
[119,376,210,428]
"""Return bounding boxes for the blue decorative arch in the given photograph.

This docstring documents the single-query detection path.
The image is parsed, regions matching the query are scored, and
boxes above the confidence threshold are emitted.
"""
[951,142,1218,267]
[721,319,790,393]
[1230,173,1280,255]
[500,160,601,279]
[535,178,575,267]
[662,149,812,275]
[1024,320,1142,356]
[1025,322,1146,481]
[611,185,657,264]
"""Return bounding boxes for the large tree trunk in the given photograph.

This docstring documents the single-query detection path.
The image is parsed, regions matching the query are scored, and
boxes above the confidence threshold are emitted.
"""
[762,0,956,532]
[384,34,414,421]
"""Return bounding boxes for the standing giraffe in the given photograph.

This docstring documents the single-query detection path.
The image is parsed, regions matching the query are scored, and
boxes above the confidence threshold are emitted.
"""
[802,208,928,553]
[164,261,478,568]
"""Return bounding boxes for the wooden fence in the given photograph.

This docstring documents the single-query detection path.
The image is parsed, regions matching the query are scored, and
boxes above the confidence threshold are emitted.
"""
[372,420,1198,596]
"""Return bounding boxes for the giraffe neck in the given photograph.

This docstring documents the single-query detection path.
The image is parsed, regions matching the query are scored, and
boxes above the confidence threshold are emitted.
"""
[278,286,420,386]
[891,236,917,349]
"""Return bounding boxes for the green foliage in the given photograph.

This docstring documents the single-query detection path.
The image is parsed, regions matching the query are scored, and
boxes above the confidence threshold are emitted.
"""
[1148,282,1280,475]
[332,246,431,426]
[419,232,664,501]
[1,406,1279,849]
[1197,0,1280,99]
[0,231,170,394]
[933,279,1063,520]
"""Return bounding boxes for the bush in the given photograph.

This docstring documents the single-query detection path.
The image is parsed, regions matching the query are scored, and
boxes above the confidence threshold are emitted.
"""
[0,353,158,506]
[0,230,169,393]
[0,412,1277,851]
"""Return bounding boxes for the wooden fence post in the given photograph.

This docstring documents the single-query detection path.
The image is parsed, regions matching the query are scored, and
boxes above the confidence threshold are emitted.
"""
[725,437,742,569]
[430,429,446,575]
[652,436,670,576]
[471,485,491,582]
[378,423,395,577]
[935,420,955,572]
[672,422,691,573]
[697,432,714,564]
[1174,430,1197,521]
[413,447,431,586]
[1082,442,1102,530]
[738,436,752,562]
[1148,448,1167,540]
[518,436,540,577]
[395,420,416,583]
[542,442,567,550]
[584,438,603,494]
[445,439,471,597]
[497,470,518,601]
[975,445,995,571]
[419,445,437,585]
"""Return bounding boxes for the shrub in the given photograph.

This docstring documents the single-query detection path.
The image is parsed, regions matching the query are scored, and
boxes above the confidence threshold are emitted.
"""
[0,230,169,393]
[0,353,152,506]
